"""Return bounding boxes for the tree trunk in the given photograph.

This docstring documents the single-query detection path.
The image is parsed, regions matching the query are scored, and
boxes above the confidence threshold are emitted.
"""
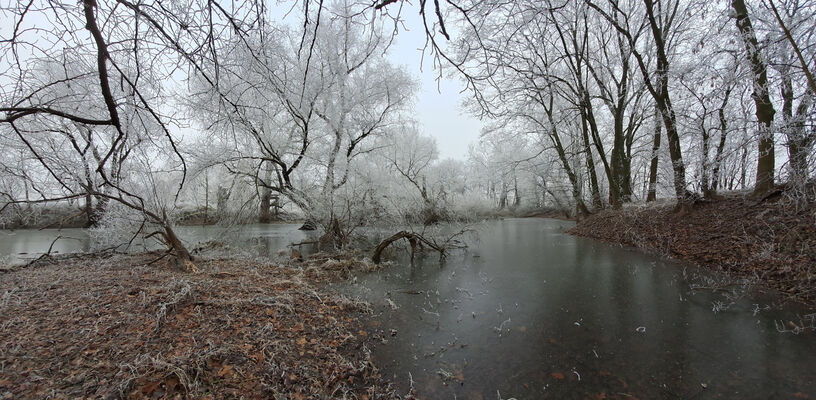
[498,180,508,209]
[84,190,95,227]
[643,0,689,203]
[580,110,603,209]
[700,113,713,198]
[259,191,271,223]
[164,224,197,272]
[732,0,776,195]
[259,162,273,223]
[781,70,814,185]
[610,120,629,207]
[204,172,209,221]
[318,217,347,250]
[656,70,687,202]
[633,0,690,205]
[513,174,521,207]
[647,105,661,202]
[533,175,542,208]
[552,132,591,216]
[581,92,612,207]
[711,88,732,193]
[740,141,748,190]
[788,93,813,185]
[93,195,108,225]
[609,69,632,207]
[217,186,229,217]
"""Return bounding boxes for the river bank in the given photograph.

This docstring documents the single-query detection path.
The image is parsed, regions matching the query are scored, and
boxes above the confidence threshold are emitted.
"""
[2,218,815,398]
[569,193,816,306]
[0,205,301,230]
[0,252,402,399]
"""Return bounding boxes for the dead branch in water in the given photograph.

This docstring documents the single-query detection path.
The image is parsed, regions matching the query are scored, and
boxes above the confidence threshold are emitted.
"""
[371,228,470,264]
[24,235,64,267]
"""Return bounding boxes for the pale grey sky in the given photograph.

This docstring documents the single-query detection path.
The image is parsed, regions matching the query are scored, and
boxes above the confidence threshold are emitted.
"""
[383,11,484,160]
[270,3,484,160]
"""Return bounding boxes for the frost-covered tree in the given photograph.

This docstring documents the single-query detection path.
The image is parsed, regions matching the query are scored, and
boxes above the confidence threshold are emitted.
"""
[188,1,416,242]
[0,0,265,269]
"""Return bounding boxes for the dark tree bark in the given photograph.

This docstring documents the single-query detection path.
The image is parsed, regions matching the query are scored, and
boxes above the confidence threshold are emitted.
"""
[787,92,814,184]
[580,108,604,209]
[643,0,688,203]
[732,0,776,195]
[258,162,273,223]
[699,101,713,198]
[513,174,521,208]
[164,224,197,272]
[84,190,95,227]
[259,192,271,223]
[647,105,662,201]
[740,142,749,189]
[711,88,732,194]
[610,108,631,206]
[781,70,814,185]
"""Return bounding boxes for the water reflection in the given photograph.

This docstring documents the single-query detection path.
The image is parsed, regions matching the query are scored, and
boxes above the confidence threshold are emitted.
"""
[0,223,306,265]
[0,228,90,264]
[342,218,816,399]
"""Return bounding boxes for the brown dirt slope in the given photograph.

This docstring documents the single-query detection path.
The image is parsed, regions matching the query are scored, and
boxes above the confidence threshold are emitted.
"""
[569,193,815,305]
[0,253,398,399]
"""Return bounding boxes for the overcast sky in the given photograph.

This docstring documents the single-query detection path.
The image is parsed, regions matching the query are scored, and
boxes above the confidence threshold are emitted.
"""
[381,10,484,160]
[269,3,484,160]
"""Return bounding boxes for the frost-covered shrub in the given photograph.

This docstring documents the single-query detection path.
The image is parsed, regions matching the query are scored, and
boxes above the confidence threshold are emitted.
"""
[89,203,157,252]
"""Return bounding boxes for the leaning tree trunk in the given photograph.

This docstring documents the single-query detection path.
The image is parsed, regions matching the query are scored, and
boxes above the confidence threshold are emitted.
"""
[732,0,776,195]
[647,105,662,202]
[164,224,197,272]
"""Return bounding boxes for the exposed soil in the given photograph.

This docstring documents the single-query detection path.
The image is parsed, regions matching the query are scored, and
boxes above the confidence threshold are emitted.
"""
[0,252,403,399]
[569,192,816,306]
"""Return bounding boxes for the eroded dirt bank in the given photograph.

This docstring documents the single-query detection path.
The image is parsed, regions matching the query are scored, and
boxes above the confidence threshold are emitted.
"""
[569,193,816,306]
[0,253,401,399]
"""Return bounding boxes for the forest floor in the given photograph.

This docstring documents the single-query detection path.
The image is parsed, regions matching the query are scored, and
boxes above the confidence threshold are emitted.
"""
[569,191,816,307]
[0,251,407,399]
